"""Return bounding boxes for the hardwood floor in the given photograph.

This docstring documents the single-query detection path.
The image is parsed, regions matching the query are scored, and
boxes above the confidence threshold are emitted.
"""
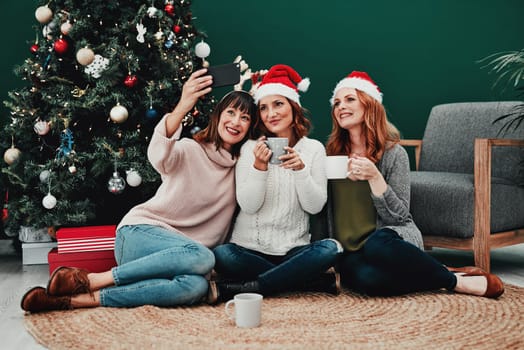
[1,238,523,350]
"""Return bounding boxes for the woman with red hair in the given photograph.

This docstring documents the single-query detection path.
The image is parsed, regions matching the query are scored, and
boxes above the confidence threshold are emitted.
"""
[326,71,504,298]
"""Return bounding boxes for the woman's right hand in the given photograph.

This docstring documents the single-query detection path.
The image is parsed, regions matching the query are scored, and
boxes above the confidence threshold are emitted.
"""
[175,68,213,115]
[253,136,271,171]
[165,69,212,137]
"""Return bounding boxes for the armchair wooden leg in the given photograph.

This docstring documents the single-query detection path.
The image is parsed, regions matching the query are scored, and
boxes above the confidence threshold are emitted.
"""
[473,139,491,273]
[473,240,490,273]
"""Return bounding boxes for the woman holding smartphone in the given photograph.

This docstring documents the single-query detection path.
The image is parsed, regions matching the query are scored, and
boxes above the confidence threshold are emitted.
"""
[21,68,258,312]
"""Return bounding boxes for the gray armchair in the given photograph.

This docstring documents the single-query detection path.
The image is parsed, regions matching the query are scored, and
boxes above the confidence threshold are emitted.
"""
[401,101,524,272]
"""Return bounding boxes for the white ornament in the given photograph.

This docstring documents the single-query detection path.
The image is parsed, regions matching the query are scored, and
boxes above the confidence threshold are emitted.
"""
[126,169,142,187]
[35,5,53,24]
[39,170,51,183]
[61,21,73,35]
[195,41,211,58]
[76,47,95,66]
[34,120,50,135]
[42,193,57,209]
[3,147,21,165]
[84,54,110,79]
[110,104,129,123]
[136,23,147,43]
[68,165,77,174]
[154,30,164,41]
[147,6,159,18]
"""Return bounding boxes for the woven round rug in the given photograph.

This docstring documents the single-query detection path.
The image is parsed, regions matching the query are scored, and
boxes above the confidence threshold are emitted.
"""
[24,285,524,350]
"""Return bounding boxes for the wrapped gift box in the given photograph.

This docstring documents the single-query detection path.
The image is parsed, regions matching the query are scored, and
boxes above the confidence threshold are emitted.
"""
[48,248,117,275]
[22,242,57,265]
[56,225,116,253]
[19,226,53,243]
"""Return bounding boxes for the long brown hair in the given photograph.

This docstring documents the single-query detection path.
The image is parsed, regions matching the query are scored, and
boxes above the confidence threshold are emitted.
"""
[255,97,311,147]
[325,89,399,163]
[193,91,258,158]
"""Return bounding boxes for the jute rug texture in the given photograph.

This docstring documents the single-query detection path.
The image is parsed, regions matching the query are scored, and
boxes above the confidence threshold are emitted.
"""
[24,285,524,349]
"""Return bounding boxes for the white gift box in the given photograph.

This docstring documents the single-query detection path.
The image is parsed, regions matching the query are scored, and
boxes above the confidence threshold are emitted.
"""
[22,242,57,265]
[19,226,53,243]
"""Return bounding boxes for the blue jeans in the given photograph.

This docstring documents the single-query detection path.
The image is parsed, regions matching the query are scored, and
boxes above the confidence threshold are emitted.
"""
[338,228,457,296]
[213,239,342,295]
[99,224,215,307]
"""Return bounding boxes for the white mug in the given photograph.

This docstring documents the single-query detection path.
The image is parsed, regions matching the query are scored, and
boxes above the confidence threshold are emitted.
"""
[265,137,288,164]
[325,156,349,179]
[224,293,263,328]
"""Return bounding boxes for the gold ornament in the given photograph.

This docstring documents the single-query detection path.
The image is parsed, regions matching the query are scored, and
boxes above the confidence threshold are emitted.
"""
[76,47,95,66]
[4,147,21,165]
[110,104,129,123]
[72,85,88,97]
[35,6,53,24]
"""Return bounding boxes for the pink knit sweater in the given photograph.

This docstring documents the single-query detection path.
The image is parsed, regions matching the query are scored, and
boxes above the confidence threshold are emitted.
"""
[117,115,237,248]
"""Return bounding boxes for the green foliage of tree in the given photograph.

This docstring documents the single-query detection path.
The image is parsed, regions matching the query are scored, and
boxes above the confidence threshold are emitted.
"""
[0,0,216,232]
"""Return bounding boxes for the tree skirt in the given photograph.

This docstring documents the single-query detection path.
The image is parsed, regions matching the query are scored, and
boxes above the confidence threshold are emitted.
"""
[24,285,524,349]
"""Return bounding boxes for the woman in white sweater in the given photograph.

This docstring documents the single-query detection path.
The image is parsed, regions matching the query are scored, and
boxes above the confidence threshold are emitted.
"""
[213,64,343,301]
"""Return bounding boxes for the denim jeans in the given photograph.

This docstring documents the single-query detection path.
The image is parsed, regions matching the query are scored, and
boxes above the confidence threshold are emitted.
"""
[338,228,457,296]
[99,224,215,307]
[213,239,342,295]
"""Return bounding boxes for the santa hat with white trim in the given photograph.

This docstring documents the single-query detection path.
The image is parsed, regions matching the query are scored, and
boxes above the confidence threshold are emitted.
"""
[253,64,310,106]
[330,71,383,105]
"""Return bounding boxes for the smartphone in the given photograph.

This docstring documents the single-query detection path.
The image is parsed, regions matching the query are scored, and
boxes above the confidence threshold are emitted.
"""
[207,63,241,87]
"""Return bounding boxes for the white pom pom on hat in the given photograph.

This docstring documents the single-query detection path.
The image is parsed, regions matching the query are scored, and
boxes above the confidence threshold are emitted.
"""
[330,71,383,105]
[253,64,310,106]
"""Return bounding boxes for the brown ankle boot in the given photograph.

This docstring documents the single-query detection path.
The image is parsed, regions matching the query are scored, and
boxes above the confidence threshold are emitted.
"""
[21,287,72,313]
[47,266,91,296]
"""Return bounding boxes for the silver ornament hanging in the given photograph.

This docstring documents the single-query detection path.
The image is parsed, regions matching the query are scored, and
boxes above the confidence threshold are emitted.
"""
[108,172,126,194]
[39,170,51,183]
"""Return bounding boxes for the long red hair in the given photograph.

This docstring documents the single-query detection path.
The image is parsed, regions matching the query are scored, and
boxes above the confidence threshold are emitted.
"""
[325,89,399,163]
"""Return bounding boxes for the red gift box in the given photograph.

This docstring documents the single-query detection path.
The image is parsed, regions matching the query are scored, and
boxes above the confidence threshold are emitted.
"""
[48,248,117,275]
[56,225,116,254]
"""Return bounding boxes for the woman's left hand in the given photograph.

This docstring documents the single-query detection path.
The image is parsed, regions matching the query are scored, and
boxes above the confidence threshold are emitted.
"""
[347,156,379,181]
[280,147,305,171]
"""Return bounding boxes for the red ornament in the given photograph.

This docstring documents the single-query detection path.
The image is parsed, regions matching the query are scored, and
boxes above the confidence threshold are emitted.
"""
[53,38,69,54]
[30,44,39,53]
[164,4,175,16]
[173,24,181,33]
[2,190,8,224]
[124,75,138,88]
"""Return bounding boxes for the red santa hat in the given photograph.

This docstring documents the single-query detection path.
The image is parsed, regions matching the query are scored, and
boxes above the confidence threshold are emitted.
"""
[330,71,383,105]
[253,64,310,106]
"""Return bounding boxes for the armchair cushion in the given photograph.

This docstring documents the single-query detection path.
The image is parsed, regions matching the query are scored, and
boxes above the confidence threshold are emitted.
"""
[410,171,524,238]
[418,102,524,185]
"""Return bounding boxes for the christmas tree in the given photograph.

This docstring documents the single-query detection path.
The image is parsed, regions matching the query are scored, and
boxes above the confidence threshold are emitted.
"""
[0,0,216,234]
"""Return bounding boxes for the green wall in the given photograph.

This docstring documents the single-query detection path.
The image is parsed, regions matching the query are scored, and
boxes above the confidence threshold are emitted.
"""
[191,0,523,141]
[1,0,522,143]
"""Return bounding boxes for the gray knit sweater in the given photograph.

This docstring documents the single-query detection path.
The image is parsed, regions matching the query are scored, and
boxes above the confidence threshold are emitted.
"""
[371,144,424,249]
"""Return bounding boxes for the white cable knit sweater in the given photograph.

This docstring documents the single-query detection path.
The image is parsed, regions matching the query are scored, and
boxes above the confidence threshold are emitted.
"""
[230,137,327,255]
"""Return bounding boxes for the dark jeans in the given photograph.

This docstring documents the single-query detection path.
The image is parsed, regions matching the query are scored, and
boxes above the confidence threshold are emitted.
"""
[213,239,342,295]
[338,228,457,296]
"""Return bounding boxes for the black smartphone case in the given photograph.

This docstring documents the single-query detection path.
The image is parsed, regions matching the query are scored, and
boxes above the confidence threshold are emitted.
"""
[207,63,241,87]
